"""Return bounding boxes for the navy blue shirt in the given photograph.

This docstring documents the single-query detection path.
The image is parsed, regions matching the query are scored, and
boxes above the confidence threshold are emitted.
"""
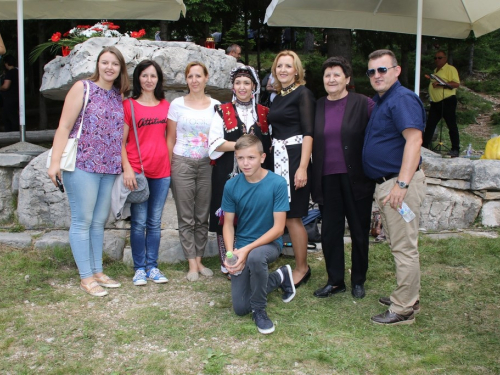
[362,81,425,180]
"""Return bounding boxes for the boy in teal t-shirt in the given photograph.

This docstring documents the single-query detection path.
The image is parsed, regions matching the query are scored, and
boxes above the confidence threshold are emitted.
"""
[221,134,295,334]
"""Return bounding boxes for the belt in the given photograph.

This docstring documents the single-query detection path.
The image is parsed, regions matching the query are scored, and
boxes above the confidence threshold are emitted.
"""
[374,166,420,185]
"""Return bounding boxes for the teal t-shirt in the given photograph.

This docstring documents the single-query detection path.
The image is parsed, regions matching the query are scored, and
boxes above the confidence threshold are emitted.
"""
[221,170,289,249]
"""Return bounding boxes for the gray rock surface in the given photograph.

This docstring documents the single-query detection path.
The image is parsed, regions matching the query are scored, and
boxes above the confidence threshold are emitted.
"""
[34,230,69,249]
[422,156,473,180]
[420,185,482,230]
[0,168,14,222]
[0,232,32,248]
[481,201,500,227]
[18,151,71,229]
[103,230,126,261]
[470,159,500,191]
[40,38,236,102]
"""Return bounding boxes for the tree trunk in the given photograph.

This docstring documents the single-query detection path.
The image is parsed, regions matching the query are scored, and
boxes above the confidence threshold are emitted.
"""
[37,21,48,130]
[160,21,169,41]
[468,41,474,76]
[303,31,314,53]
[325,29,351,62]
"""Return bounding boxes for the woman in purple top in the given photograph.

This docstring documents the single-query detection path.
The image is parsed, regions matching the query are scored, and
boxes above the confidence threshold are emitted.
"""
[48,46,130,297]
[311,56,375,300]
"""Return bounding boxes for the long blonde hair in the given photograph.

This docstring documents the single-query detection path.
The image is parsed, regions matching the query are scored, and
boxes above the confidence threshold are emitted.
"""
[271,50,306,92]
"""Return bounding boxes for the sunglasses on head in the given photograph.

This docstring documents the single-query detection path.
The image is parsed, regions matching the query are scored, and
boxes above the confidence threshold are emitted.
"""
[366,66,397,78]
[434,56,445,60]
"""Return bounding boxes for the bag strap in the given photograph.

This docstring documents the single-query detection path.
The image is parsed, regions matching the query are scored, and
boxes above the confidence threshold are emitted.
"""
[128,98,145,173]
[75,80,90,140]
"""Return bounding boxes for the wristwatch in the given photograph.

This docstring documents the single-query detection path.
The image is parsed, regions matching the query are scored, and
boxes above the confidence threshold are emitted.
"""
[396,180,409,189]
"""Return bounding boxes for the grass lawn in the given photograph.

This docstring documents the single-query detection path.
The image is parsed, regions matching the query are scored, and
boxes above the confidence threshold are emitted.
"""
[1,233,499,374]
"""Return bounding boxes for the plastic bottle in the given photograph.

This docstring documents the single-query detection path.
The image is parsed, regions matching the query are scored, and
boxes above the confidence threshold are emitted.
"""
[465,143,472,158]
[225,251,242,276]
[398,202,416,223]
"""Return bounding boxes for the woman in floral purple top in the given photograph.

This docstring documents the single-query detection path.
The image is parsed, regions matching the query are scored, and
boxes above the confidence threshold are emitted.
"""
[48,46,130,297]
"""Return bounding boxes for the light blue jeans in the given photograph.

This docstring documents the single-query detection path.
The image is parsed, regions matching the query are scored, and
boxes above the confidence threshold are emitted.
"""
[63,168,117,279]
[130,177,171,271]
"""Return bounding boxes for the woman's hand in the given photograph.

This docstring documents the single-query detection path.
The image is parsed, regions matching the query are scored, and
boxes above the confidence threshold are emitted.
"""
[294,166,308,190]
[47,164,61,187]
[123,167,137,191]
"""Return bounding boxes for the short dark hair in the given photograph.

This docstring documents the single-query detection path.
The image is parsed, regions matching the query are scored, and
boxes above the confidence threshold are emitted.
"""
[132,60,165,101]
[368,49,398,66]
[321,56,352,78]
[3,55,16,67]
[235,134,263,154]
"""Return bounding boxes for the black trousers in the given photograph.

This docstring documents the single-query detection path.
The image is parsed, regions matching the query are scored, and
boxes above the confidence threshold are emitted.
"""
[320,174,373,287]
[423,95,460,152]
[2,99,19,132]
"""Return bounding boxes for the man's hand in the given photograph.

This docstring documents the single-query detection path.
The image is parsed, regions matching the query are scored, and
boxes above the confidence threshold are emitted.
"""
[383,184,408,210]
[225,247,249,275]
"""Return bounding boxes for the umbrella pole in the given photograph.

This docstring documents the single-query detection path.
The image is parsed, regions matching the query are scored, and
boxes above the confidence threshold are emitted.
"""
[17,0,26,142]
[414,0,423,95]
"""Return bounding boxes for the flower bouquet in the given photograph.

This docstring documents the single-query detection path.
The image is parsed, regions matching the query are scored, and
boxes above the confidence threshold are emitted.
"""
[30,21,147,63]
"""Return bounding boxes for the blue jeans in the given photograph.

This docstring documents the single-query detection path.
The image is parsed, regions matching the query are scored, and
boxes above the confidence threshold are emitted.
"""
[130,177,171,271]
[63,168,117,279]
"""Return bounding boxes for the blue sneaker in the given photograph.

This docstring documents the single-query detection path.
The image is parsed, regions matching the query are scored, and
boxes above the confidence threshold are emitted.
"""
[252,309,275,334]
[133,268,147,286]
[147,267,168,284]
[278,265,296,303]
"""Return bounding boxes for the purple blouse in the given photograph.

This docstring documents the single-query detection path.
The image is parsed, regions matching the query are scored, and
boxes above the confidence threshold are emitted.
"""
[69,80,124,174]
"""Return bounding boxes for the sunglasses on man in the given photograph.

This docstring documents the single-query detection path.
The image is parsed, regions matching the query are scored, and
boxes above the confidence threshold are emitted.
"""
[434,56,445,60]
[366,66,397,78]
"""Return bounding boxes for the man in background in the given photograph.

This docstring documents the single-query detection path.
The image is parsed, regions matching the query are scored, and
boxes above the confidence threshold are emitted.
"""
[0,55,19,132]
[226,44,244,64]
[422,50,460,157]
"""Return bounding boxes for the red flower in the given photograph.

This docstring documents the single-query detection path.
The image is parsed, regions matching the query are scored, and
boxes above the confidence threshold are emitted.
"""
[101,21,111,25]
[130,31,139,38]
[108,24,120,30]
[63,31,70,37]
[93,28,103,32]
[51,32,61,42]
[138,29,146,37]
[77,25,90,29]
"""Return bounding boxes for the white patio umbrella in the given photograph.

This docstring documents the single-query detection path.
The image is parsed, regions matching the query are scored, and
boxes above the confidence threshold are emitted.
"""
[0,0,186,141]
[264,0,500,94]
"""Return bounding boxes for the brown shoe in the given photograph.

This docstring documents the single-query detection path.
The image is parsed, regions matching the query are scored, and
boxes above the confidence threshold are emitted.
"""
[371,309,415,325]
[379,297,420,314]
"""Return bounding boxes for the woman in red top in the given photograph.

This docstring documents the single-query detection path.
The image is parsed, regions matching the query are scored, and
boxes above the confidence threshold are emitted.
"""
[122,60,171,286]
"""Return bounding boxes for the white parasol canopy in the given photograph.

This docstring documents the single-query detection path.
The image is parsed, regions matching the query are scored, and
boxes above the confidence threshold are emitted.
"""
[0,0,186,141]
[265,0,500,93]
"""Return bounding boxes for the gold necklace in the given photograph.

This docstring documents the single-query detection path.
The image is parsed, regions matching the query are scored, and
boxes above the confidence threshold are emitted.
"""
[281,83,299,97]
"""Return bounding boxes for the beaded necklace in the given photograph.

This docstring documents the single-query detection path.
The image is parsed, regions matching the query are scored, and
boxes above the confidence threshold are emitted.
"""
[281,82,299,96]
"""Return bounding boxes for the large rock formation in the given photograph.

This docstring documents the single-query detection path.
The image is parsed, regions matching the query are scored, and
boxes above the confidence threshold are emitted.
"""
[40,37,237,102]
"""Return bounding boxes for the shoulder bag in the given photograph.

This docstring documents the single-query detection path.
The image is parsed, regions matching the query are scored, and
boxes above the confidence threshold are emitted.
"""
[125,99,150,204]
[46,80,90,171]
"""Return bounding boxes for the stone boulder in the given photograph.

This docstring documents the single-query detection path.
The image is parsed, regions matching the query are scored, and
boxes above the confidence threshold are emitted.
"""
[422,155,473,180]
[471,159,500,191]
[40,37,236,102]
[481,201,500,227]
[420,184,482,230]
[18,151,71,229]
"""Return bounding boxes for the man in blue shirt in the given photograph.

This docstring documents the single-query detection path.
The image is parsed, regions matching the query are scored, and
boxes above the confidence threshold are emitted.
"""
[222,134,295,334]
[362,49,427,326]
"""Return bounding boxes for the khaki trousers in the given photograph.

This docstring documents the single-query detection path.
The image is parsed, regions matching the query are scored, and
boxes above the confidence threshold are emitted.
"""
[374,169,426,315]
[171,154,212,259]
